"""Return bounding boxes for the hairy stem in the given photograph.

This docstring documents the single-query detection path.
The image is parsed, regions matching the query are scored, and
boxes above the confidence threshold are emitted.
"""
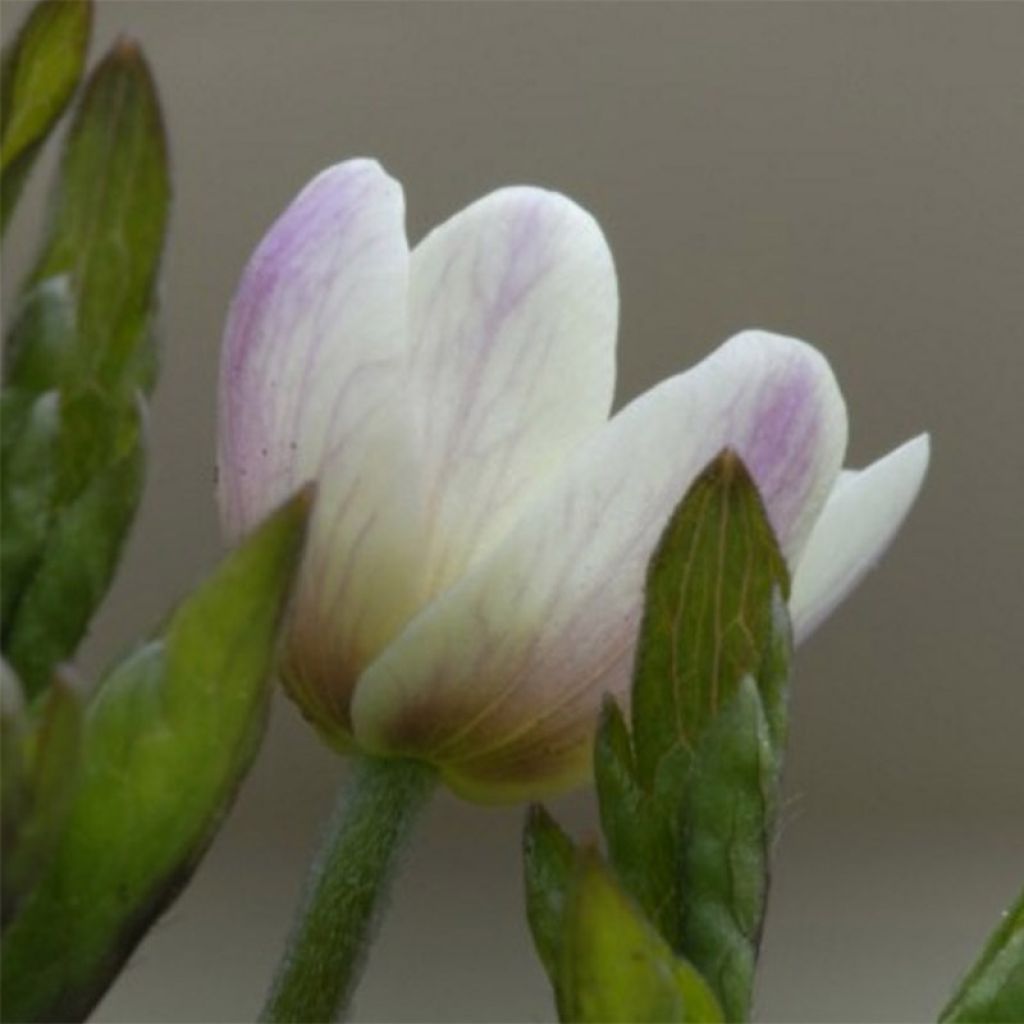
[262,755,436,1023]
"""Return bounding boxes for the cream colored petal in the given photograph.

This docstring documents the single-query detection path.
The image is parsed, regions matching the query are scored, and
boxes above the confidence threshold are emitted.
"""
[217,159,421,735]
[790,434,930,642]
[351,330,848,801]
[405,186,618,596]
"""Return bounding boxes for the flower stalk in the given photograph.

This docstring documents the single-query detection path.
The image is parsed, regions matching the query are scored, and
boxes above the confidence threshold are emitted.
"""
[262,755,436,1023]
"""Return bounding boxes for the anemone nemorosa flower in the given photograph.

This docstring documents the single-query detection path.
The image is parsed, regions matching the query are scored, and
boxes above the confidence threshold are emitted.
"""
[218,159,928,802]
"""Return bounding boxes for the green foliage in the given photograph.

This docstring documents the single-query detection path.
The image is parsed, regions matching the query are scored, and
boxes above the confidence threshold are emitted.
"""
[524,451,793,1023]
[1,491,311,1023]
[559,849,723,1024]
[593,696,691,950]
[0,390,62,625]
[940,886,1024,1023]
[0,662,84,928]
[672,674,781,1020]
[0,0,92,233]
[1,34,170,697]
[4,400,144,690]
[8,36,170,394]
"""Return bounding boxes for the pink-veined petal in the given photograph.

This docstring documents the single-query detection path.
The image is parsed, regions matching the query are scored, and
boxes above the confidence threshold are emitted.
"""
[351,330,848,801]
[405,186,618,595]
[790,434,930,642]
[217,159,420,735]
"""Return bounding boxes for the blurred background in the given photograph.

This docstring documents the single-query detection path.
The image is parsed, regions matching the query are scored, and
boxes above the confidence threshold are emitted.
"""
[3,2,1023,1021]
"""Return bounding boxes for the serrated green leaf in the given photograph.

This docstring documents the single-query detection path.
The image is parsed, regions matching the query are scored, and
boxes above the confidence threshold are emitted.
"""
[560,849,724,1024]
[0,0,92,235]
[940,886,1024,1023]
[1,666,83,928]
[0,490,311,1023]
[523,803,575,990]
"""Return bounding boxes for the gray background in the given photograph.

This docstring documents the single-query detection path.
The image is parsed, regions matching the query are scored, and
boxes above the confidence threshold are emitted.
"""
[3,2,1023,1021]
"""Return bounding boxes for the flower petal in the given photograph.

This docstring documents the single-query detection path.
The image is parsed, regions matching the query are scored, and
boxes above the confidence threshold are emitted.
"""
[218,159,419,735]
[405,186,618,594]
[218,158,410,536]
[351,330,847,801]
[790,434,930,642]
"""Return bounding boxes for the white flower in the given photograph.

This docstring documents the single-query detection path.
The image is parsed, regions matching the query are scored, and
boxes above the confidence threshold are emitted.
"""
[218,159,928,802]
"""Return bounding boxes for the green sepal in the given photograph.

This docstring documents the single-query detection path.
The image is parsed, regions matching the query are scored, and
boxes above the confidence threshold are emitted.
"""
[630,450,789,789]
[940,886,1024,1022]
[0,489,311,1023]
[559,848,724,1024]
[1,662,83,928]
[0,0,92,235]
[523,803,575,991]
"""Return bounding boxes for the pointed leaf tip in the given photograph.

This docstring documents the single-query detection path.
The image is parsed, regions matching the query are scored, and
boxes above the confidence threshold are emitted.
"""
[715,446,742,479]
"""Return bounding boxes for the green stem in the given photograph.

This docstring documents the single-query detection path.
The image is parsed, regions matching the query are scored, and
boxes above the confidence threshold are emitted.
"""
[262,755,436,1023]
